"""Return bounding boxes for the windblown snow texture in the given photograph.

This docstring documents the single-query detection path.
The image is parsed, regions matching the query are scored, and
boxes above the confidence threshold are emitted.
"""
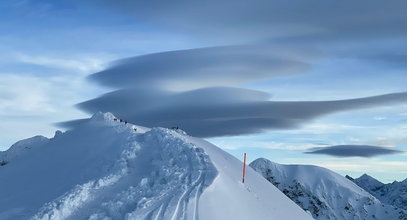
[0,112,311,220]
[250,158,407,220]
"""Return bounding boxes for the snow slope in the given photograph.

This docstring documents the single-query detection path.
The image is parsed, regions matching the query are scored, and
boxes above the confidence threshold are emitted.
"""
[349,174,407,211]
[250,158,407,220]
[0,135,49,164]
[348,174,385,192]
[0,112,311,220]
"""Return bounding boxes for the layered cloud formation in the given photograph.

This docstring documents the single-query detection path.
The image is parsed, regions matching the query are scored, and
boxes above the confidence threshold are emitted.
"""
[58,47,407,137]
[54,0,407,162]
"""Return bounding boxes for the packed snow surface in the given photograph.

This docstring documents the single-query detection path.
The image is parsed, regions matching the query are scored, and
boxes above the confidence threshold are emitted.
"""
[250,158,407,220]
[0,112,311,220]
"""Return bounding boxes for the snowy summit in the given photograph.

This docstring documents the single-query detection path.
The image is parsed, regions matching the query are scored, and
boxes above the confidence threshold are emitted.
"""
[250,158,407,220]
[349,174,407,211]
[0,112,312,220]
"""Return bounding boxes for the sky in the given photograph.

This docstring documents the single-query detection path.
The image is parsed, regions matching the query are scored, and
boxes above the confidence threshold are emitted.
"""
[1,0,406,183]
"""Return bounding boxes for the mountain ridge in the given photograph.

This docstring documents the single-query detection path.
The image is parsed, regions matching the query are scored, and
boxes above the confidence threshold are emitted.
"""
[349,173,407,212]
[250,158,407,220]
[0,112,312,220]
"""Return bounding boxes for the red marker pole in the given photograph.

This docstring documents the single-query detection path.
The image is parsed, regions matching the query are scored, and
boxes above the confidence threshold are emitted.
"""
[242,153,246,183]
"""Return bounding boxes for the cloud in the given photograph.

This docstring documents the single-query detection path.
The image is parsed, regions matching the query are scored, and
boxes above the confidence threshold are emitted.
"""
[88,44,311,90]
[13,53,107,74]
[373,116,386,121]
[0,74,55,114]
[0,63,104,150]
[58,85,407,137]
[68,43,407,138]
[89,0,407,71]
[26,1,404,141]
[93,0,407,42]
[224,141,316,151]
[305,145,403,157]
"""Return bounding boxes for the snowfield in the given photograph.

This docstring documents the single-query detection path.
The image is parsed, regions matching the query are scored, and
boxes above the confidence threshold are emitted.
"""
[0,112,312,220]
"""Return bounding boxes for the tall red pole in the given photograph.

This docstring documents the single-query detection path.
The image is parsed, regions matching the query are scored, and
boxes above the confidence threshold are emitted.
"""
[242,153,246,183]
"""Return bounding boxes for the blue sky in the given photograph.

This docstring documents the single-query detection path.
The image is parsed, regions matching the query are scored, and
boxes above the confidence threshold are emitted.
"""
[1,0,406,183]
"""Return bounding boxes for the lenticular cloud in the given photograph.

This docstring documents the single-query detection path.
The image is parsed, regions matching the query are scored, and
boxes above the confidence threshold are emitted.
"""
[56,40,407,138]
[305,145,403,157]
[60,73,407,137]
[88,45,310,89]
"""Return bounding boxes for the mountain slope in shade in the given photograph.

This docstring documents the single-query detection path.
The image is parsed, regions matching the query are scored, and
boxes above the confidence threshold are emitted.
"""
[348,174,385,192]
[0,112,312,220]
[250,158,407,220]
[349,174,407,211]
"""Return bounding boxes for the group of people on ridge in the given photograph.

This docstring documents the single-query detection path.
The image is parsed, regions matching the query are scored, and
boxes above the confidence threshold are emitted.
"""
[113,117,137,131]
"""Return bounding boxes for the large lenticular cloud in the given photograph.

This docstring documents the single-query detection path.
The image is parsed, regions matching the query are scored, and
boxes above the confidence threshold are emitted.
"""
[59,83,407,137]
[88,45,311,90]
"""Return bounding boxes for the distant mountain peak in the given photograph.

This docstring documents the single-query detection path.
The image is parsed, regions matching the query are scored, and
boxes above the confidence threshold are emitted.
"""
[360,173,369,177]
[354,173,384,187]
[349,173,407,212]
[250,158,407,220]
[359,173,374,179]
[250,157,276,166]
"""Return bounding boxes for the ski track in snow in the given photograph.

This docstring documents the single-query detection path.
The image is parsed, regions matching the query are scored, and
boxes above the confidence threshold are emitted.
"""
[169,154,207,220]
[148,140,210,220]
[31,126,216,220]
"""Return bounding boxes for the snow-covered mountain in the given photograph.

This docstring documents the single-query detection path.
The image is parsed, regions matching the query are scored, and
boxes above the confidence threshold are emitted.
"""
[0,112,312,220]
[348,174,407,211]
[250,158,407,220]
[346,174,384,192]
[0,135,49,165]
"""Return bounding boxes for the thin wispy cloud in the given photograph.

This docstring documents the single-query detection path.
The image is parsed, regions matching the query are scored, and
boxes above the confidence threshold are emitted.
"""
[13,53,107,74]
[373,116,387,121]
